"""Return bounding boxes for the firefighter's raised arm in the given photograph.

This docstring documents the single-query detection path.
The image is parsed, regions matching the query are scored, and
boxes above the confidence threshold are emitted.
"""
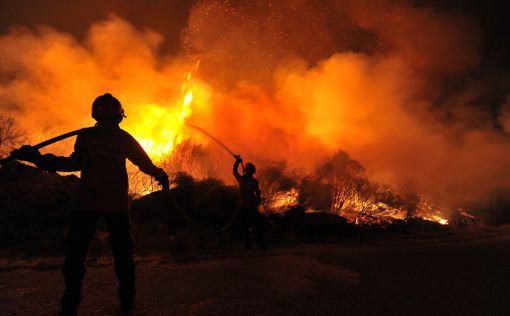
[233,156,243,181]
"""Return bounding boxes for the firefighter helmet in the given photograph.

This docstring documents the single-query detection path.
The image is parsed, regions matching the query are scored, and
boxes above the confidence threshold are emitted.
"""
[245,162,256,175]
[91,93,126,123]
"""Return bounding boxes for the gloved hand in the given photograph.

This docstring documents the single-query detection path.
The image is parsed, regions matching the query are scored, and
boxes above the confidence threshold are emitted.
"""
[155,168,170,190]
[234,155,243,164]
[10,145,42,163]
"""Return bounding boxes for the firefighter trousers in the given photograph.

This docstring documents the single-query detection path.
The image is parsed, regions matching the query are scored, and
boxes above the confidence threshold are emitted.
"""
[240,205,266,249]
[61,211,135,309]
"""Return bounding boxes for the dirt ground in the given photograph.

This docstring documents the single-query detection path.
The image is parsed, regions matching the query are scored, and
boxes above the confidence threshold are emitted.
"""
[2,234,510,315]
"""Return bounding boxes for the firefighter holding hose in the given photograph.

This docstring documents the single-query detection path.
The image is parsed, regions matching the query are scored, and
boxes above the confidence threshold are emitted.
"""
[10,93,168,315]
[233,156,266,250]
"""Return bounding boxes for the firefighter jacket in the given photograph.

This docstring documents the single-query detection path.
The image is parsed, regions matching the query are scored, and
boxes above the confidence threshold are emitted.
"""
[35,124,164,212]
[233,161,261,208]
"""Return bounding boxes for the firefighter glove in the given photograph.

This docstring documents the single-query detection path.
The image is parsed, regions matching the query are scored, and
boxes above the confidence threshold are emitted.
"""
[155,168,170,190]
[10,145,42,163]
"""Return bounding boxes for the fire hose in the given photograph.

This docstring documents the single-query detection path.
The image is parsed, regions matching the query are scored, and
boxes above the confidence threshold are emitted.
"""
[185,123,242,161]
[1,125,243,233]
[166,192,239,233]
[0,128,86,165]
[174,122,246,233]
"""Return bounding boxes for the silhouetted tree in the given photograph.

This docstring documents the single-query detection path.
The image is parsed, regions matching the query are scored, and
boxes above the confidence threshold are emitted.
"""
[0,115,27,157]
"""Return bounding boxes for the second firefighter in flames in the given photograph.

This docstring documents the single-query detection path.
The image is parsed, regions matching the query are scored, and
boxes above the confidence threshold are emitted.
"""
[233,156,267,250]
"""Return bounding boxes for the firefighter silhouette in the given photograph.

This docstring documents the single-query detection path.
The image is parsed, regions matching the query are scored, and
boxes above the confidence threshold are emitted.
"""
[11,93,169,315]
[233,157,266,250]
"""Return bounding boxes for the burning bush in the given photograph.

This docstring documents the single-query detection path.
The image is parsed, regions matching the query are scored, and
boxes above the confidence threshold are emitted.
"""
[297,150,406,225]
[255,150,451,226]
[257,160,299,212]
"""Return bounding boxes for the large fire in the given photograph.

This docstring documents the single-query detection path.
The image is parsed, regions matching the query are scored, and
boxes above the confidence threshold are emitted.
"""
[113,64,460,226]
[0,3,502,227]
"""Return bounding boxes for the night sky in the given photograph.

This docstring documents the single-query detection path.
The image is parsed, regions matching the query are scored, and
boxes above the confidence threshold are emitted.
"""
[1,1,508,64]
[0,0,194,53]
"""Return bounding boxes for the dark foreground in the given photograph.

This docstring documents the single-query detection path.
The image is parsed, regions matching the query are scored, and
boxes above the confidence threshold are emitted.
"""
[2,235,510,315]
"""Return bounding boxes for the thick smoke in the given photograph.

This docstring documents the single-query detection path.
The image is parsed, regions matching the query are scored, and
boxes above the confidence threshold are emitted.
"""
[1,0,510,208]
[184,0,510,206]
[0,16,195,142]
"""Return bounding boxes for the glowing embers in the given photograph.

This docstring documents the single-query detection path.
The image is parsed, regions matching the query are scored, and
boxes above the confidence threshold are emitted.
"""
[414,199,449,225]
[266,185,452,226]
[419,215,449,226]
[268,188,299,212]
[331,184,449,226]
[335,195,408,226]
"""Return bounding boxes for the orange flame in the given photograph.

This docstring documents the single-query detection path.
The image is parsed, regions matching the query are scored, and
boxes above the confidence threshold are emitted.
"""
[124,69,196,161]
[268,188,299,212]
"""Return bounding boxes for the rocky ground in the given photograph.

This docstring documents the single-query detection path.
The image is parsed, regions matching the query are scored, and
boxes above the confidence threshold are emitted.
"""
[2,233,510,315]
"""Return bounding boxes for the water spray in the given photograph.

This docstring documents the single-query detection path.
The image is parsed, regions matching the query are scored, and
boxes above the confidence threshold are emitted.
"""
[185,123,240,159]
[185,122,245,174]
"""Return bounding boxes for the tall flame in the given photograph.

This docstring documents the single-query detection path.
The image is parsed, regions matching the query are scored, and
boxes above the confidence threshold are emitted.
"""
[126,69,196,161]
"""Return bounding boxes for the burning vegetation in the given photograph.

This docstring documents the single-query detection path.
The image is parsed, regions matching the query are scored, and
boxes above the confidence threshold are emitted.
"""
[1,1,509,229]
[256,151,455,226]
